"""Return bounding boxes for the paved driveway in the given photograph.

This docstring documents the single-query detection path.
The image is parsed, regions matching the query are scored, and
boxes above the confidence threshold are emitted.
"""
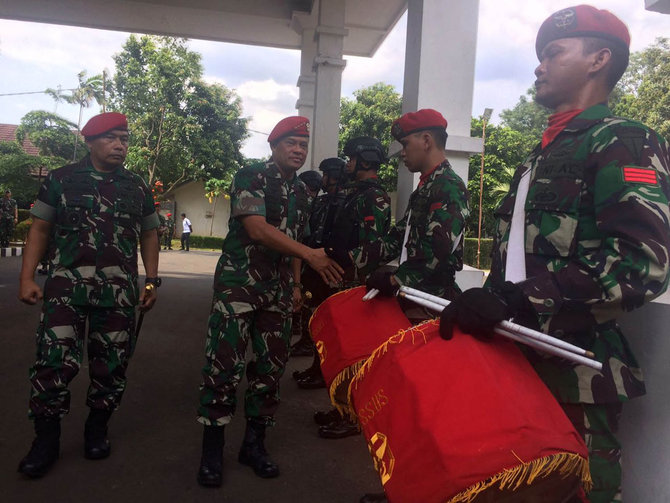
[0,250,380,502]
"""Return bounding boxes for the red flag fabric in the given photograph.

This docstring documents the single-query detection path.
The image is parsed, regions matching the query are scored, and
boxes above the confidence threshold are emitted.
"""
[349,320,591,503]
[309,286,411,408]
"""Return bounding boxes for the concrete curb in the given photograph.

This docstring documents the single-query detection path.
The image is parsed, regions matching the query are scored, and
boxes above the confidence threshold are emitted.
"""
[0,247,23,257]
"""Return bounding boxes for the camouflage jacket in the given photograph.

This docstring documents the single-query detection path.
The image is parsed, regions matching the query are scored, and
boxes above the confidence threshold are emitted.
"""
[487,105,670,404]
[0,196,17,220]
[166,216,175,233]
[373,160,469,298]
[304,190,346,249]
[212,161,310,314]
[30,155,159,307]
[157,213,167,235]
[331,177,391,280]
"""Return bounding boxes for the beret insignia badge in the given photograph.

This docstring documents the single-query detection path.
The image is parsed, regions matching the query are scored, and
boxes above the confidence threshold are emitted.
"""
[553,8,576,30]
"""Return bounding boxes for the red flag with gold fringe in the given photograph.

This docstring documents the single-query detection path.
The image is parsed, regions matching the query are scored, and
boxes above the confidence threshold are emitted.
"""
[349,320,591,503]
[309,286,411,410]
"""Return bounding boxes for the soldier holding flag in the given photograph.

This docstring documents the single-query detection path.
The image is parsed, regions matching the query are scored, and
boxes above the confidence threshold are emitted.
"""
[440,6,670,502]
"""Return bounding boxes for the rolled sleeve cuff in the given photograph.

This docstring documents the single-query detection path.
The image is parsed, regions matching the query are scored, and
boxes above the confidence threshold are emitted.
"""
[30,200,56,223]
[142,212,160,231]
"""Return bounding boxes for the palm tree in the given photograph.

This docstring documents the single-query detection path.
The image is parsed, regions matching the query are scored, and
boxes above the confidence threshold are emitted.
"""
[46,70,108,160]
[490,165,516,207]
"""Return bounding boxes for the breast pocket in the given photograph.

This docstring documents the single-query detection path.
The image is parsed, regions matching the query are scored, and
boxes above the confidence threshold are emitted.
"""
[58,192,95,231]
[524,177,583,258]
[114,198,143,237]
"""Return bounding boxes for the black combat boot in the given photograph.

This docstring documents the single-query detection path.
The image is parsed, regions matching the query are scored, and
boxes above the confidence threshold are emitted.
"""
[197,425,225,487]
[237,419,279,478]
[17,417,61,478]
[84,408,113,460]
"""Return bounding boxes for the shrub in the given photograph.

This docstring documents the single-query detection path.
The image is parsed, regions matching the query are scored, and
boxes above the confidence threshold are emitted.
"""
[188,235,224,250]
[13,218,32,243]
[463,238,493,270]
[18,209,31,222]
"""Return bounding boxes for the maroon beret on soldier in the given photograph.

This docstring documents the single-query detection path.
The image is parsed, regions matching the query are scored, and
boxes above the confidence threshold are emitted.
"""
[81,112,128,138]
[535,5,630,59]
[391,109,448,141]
[267,116,310,144]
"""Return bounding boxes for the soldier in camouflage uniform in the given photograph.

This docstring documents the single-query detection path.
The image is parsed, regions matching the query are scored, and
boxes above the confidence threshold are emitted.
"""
[196,116,343,488]
[290,158,347,358]
[358,110,469,503]
[295,143,391,369]
[365,109,469,307]
[440,7,670,503]
[0,189,18,247]
[296,140,393,438]
[17,112,161,479]
[163,212,174,250]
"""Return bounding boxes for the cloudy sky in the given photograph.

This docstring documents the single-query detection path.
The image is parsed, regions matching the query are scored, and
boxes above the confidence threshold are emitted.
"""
[1,1,668,158]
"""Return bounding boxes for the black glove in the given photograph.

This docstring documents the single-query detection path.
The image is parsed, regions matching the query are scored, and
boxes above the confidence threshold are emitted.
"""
[439,282,527,340]
[365,269,398,297]
[325,246,352,268]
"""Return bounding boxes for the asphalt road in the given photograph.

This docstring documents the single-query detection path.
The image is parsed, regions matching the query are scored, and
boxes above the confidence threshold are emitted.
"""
[0,250,380,503]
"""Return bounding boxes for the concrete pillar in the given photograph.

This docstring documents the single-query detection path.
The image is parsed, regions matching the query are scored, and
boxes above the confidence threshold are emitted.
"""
[396,0,482,218]
[312,0,347,168]
[296,27,317,171]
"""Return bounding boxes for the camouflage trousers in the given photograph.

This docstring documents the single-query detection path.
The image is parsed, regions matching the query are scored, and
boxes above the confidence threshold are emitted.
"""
[0,217,13,246]
[28,300,136,419]
[560,402,623,503]
[163,230,173,248]
[197,304,292,427]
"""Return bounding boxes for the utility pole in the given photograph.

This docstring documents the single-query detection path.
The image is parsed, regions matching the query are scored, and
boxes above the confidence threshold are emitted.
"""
[476,108,493,269]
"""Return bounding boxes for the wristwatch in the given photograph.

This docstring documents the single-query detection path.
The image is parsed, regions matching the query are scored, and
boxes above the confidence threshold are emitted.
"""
[145,277,162,288]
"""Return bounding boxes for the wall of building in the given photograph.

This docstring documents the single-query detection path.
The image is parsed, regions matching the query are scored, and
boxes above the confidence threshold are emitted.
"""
[167,180,231,238]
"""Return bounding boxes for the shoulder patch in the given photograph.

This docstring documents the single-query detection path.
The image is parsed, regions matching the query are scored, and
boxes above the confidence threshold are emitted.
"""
[623,166,657,185]
[429,202,443,212]
[614,126,647,163]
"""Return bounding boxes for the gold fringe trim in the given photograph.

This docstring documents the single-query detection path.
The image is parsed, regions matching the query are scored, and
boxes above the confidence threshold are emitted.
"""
[328,360,367,419]
[346,320,436,419]
[446,452,593,503]
[335,315,593,501]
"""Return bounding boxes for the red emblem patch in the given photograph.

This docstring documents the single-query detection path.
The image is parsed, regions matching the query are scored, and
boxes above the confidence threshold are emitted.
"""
[364,216,375,222]
[623,166,657,185]
[429,202,442,212]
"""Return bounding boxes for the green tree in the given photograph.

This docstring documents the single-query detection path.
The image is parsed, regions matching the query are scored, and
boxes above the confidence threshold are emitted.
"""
[0,142,42,207]
[467,117,531,239]
[15,111,84,162]
[46,70,107,160]
[339,83,402,192]
[499,87,550,143]
[612,37,669,139]
[112,35,247,191]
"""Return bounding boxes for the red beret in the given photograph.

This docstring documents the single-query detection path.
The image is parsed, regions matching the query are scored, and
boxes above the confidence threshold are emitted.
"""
[167,213,172,217]
[81,112,128,138]
[267,116,310,144]
[536,5,630,59]
[391,109,447,141]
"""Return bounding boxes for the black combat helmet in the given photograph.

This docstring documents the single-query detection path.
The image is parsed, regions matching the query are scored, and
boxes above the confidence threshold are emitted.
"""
[298,170,323,192]
[343,137,386,164]
[318,157,345,175]
[318,157,347,184]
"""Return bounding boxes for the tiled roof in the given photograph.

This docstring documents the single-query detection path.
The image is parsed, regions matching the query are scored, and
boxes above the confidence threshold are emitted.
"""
[0,124,40,156]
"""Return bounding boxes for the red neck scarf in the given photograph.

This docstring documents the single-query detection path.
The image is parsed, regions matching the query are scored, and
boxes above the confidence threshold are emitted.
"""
[542,109,583,148]
[418,164,440,187]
